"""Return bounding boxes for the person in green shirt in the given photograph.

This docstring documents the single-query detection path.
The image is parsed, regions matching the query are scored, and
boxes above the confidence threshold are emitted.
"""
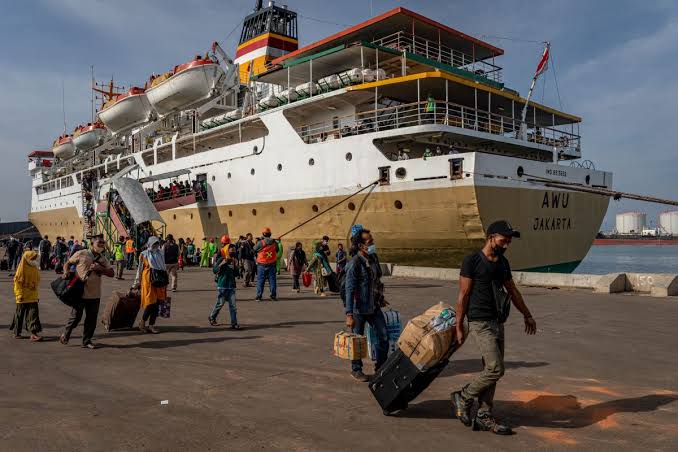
[200,238,210,267]
[114,236,126,280]
[207,238,218,266]
[424,93,436,124]
[275,239,284,275]
[209,244,240,328]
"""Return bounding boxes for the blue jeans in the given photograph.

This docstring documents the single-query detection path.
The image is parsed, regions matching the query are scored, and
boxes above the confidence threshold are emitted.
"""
[255,263,277,299]
[126,252,135,270]
[351,307,388,372]
[210,288,238,326]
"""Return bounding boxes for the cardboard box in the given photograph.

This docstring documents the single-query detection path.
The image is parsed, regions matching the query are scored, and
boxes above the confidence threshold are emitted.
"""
[333,331,367,360]
[397,303,455,371]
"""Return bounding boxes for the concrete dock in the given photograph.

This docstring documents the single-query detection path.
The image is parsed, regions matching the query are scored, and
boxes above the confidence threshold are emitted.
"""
[2,268,677,451]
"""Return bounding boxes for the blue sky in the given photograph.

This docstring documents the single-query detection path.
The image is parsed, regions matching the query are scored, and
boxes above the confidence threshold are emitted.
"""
[1,0,676,230]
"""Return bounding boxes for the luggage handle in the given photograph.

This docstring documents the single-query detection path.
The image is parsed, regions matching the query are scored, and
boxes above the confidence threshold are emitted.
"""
[392,378,400,390]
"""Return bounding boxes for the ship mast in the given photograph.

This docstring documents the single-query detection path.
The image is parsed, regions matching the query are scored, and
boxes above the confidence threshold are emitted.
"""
[519,41,550,141]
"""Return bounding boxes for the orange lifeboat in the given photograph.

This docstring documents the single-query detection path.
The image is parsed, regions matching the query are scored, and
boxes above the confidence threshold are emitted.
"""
[73,122,107,151]
[145,55,224,115]
[97,87,154,135]
[52,134,75,159]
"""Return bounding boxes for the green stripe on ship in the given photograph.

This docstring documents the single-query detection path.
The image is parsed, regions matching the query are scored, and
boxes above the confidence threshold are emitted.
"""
[520,260,582,274]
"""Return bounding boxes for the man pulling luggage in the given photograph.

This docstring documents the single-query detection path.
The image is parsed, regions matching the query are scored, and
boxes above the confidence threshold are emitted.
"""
[452,220,537,435]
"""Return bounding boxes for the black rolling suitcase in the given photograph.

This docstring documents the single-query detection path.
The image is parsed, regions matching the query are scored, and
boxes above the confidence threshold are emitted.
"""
[326,272,340,293]
[102,291,141,331]
[369,349,450,415]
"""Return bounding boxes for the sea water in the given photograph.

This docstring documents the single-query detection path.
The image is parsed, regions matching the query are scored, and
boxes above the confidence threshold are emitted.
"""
[575,245,678,274]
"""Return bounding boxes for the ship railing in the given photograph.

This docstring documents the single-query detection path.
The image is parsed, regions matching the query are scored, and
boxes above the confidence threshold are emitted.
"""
[372,31,503,84]
[297,100,580,154]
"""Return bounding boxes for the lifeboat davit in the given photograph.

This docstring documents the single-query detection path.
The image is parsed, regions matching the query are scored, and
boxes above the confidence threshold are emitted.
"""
[52,134,75,159]
[146,56,225,116]
[97,87,154,135]
[73,122,107,151]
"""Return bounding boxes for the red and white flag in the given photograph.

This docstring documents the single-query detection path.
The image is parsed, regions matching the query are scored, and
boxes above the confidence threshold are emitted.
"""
[535,43,550,77]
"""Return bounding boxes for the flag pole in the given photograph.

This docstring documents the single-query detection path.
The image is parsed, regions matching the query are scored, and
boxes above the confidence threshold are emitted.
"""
[518,41,550,140]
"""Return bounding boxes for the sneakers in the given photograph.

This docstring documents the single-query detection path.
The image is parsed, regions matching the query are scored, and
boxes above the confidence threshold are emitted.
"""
[473,412,514,435]
[270,296,277,301]
[452,391,474,427]
[148,326,160,334]
[255,297,263,302]
[59,334,69,345]
[209,318,218,326]
[82,342,97,349]
[230,324,241,330]
[351,370,369,382]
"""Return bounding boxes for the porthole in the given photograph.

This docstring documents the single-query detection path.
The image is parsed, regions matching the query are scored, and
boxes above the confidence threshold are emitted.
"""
[173,214,176,220]
[348,202,356,211]
[212,175,216,182]
[190,213,193,220]
[308,158,315,166]
[517,166,524,177]
[208,212,212,219]
[251,168,255,175]
[277,164,283,171]
[312,205,319,212]
[345,152,352,161]
[227,172,232,179]
[395,167,406,179]
[229,210,233,217]
[279,207,285,214]
[252,209,257,216]
[394,200,403,209]
[585,175,591,185]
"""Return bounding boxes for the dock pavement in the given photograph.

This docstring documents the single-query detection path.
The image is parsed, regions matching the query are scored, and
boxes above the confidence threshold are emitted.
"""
[1,268,677,451]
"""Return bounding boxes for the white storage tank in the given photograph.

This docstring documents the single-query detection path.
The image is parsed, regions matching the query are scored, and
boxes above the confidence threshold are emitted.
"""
[659,210,678,235]
[615,212,646,234]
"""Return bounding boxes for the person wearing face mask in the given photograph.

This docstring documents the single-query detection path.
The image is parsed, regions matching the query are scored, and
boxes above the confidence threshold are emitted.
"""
[209,244,240,329]
[344,228,389,382]
[452,220,536,435]
[60,235,114,349]
[133,236,168,334]
[10,250,43,341]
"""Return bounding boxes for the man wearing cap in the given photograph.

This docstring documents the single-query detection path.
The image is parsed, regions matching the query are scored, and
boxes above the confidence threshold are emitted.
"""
[253,227,278,301]
[452,220,537,435]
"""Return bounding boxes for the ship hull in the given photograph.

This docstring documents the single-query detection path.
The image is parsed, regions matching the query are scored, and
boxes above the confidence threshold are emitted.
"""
[28,184,608,271]
[98,94,153,134]
[146,64,224,116]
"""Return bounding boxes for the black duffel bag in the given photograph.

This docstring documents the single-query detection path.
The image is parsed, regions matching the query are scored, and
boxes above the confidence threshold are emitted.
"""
[150,268,169,287]
[51,272,85,307]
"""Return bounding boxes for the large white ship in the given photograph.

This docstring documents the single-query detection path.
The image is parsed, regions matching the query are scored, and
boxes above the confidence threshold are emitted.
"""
[27,3,611,272]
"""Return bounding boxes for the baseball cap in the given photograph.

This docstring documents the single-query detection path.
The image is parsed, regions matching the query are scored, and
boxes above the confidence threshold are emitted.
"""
[486,220,521,238]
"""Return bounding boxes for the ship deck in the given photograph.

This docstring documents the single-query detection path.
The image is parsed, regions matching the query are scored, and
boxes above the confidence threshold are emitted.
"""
[2,269,676,451]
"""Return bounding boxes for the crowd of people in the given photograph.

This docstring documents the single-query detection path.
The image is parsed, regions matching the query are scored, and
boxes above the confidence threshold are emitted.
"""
[5,219,537,435]
[145,179,207,203]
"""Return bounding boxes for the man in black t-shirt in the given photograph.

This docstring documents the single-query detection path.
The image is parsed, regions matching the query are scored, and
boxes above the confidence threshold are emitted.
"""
[452,220,537,435]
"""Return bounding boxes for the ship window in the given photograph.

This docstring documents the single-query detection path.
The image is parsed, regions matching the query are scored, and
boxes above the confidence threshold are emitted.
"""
[394,200,403,210]
[251,168,255,175]
[449,158,464,180]
[345,152,352,161]
[252,209,257,216]
[227,172,231,179]
[277,164,282,171]
[229,210,233,217]
[586,175,591,185]
[208,212,212,220]
[190,213,193,220]
[395,167,406,179]
[173,214,176,220]
[348,202,356,211]
[212,175,216,182]
[378,166,390,185]
[312,205,319,212]
[279,207,285,214]
[308,158,315,166]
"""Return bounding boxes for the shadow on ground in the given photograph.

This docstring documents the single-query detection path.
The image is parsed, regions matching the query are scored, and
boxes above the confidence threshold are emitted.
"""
[398,394,678,428]
[441,359,549,377]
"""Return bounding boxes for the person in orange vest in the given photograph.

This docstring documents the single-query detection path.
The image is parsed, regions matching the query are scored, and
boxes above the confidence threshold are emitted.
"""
[219,235,231,258]
[125,237,136,270]
[253,227,278,302]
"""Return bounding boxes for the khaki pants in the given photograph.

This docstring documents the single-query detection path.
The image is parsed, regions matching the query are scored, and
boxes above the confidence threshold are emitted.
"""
[166,264,178,290]
[460,320,505,413]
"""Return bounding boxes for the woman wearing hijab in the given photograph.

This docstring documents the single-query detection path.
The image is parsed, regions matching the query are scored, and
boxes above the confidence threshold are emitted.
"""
[133,236,168,334]
[10,250,42,341]
[307,240,333,297]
